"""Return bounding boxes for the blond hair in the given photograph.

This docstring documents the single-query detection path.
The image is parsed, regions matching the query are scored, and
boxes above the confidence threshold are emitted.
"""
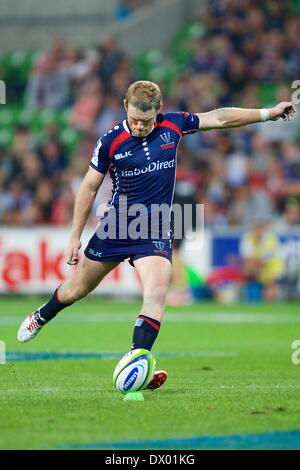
[125,81,162,112]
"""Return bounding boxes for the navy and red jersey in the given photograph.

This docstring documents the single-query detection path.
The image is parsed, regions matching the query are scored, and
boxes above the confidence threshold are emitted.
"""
[90,112,200,239]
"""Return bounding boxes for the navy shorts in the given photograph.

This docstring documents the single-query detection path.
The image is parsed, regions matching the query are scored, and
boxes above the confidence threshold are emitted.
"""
[84,233,173,266]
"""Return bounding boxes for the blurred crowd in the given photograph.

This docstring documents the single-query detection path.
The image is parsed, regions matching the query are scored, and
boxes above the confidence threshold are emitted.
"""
[0,0,299,230]
[113,0,150,20]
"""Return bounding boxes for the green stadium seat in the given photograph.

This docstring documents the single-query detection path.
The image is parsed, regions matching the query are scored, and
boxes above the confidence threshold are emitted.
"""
[171,22,206,53]
[8,50,37,81]
[0,53,11,82]
[0,107,16,126]
[17,108,36,127]
[9,50,27,68]
[0,50,38,106]
[39,109,58,126]
[57,109,71,127]
[134,49,163,79]
[147,63,181,96]
[0,127,14,147]
[289,0,300,13]
[17,109,57,132]
[59,127,81,156]
[170,22,206,69]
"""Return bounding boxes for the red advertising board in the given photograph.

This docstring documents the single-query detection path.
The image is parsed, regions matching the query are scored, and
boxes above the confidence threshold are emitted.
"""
[0,228,141,294]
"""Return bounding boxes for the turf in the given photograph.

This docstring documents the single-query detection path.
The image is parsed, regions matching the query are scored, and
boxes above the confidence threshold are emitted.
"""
[1,296,300,450]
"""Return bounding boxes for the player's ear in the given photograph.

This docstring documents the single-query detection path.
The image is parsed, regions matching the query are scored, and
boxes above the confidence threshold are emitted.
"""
[123,99,128,112]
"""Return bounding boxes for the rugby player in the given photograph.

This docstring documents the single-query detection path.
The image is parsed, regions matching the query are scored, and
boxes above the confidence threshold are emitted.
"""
[17,80,296,390]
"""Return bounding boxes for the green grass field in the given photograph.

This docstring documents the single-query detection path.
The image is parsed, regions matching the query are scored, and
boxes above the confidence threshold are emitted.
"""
[1,296,300,450]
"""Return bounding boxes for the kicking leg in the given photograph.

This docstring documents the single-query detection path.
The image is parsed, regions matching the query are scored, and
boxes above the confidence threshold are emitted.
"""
[17,256,119,342]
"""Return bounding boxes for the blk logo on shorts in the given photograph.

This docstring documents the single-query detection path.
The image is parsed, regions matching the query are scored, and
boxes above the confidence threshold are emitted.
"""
[89,248,102,257]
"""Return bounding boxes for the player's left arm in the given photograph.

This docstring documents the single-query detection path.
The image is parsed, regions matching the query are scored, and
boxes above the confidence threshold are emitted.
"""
[196,102,296,130]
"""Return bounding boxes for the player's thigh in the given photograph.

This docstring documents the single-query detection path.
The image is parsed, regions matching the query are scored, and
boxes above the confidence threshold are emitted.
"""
[133,256,172,303]
[69,255,119,294]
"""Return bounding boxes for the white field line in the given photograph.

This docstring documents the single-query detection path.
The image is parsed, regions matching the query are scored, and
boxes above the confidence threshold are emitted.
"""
[0,387,107,394]
[1,312,300,325]
[2,383,300,396]
[3,351,237,364]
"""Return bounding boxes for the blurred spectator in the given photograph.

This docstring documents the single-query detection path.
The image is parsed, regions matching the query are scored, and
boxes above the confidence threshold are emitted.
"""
[98,37,126,89]
[33,180,55,223]
[25,51,71,110]
[227,181,276,227]
[64,153,89,198]
[240,216,285,301]
[64,46,95,89]
[272,197,300,233]
[71,77,103,131]
[114,0,136,20]
[21,151,43,193]
[51,186,74,225]
[35,38,67,71]
[225,149,249,187]
[38,138,67,180]
[0,179,31,223]
[202,191,228,228]
[114,0,146,20]
[1,126,35,185]
[96,96,126,136]
[20,200,44,226]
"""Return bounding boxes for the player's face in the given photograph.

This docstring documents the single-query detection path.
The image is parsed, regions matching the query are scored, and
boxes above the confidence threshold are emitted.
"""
[126,103,158,138]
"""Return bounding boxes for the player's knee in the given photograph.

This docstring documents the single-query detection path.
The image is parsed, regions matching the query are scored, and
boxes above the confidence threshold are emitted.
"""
[143,284,168,309]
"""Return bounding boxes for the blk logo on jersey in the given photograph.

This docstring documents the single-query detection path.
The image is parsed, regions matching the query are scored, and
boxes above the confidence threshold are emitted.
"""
[115,151,132,160]
[160,132,175,150]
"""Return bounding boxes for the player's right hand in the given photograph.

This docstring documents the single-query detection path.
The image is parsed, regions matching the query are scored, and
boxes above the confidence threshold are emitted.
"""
[66,239,82,265]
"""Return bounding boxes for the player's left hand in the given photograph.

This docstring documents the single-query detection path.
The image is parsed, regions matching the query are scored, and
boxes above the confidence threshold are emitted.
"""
[269,102,296,121]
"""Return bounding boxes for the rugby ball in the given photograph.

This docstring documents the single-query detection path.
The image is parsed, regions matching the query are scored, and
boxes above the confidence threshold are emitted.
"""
[113,348,156,393]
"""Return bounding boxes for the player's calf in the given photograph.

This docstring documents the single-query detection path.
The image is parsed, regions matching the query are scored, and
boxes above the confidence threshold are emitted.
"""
[131,314,161,351]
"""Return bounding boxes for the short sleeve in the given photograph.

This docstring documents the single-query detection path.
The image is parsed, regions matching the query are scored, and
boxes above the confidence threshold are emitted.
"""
[179,112,200,135]
[90,137,110,175]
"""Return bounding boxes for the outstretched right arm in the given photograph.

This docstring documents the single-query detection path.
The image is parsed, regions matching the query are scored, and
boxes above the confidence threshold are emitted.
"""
[66,167,105,265]
[196,102,296,130]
